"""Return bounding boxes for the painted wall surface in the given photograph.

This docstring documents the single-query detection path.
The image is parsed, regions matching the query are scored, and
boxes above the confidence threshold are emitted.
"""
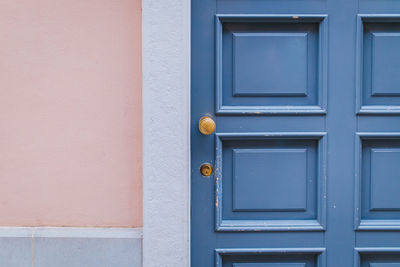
[0,0,142,227]
[143,0,190,266]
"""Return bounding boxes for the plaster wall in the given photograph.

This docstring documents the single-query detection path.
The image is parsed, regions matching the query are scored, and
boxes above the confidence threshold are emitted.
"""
[0,0,142,227]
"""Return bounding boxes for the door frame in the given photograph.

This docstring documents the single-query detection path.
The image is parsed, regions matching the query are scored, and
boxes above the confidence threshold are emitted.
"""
[142,0,191,266]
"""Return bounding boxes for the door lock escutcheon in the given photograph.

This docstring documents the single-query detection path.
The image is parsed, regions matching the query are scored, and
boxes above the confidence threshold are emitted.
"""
[200,163,213,176]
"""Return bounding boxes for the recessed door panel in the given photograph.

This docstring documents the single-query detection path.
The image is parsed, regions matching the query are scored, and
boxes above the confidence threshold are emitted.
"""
[215,134,326,231]
[356,135,400,230]
[232,148,308,212]
[233,32,309,97]
[217,16,328,114]
[357,16,400,114]
[356,249,400,267]
[215,249,325,267]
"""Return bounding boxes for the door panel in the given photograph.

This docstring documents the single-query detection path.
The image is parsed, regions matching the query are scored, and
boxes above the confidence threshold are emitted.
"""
[356,248,400,267]
[356,135,400,230]
[191,0,400,265]
[216,248,325,267]
[216,15,327,114]
[215,133,326,231]
[357,16,400,114]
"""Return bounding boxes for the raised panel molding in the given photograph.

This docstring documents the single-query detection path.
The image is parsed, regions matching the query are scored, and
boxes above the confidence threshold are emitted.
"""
[370,264,400,267]
[216,248,326,267]
[234,263,306,267]
[371,33,400,97]
[356,15,400,114]
[215,132,327,231]
[355,248,400,267]
[216,15,328,115]
[355,133,400,230]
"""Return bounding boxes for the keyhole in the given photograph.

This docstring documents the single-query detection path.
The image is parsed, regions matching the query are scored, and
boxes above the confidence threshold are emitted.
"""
[200,163,213,176]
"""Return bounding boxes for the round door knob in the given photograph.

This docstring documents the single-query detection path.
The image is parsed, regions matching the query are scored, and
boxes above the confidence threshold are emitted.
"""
[198,116,216,135]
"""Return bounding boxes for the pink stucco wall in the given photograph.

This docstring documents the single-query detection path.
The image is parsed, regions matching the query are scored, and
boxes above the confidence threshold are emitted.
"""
[0,0,142,227]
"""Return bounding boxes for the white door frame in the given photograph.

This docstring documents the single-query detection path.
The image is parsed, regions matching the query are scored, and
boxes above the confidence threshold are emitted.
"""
[142,0,191,266]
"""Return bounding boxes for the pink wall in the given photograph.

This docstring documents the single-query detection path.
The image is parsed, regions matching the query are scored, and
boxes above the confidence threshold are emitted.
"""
[0,0,142,227]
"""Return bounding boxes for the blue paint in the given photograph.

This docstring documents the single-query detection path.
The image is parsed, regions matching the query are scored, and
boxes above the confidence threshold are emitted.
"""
[214,133,326,232]
[356,248,400,267]
[215,248,325,267]
[215,15,328,115]
[370,264,400,267]
[355,134,400,230]
[233,32,309,97]
[234,264,306,267]
[356,15,400,114]
[371,33,400,96]
[370,149,400,211]
[191,0,400,266]
[232,148,308,212]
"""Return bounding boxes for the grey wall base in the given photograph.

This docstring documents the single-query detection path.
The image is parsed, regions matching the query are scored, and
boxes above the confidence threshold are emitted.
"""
[0,227,142,267]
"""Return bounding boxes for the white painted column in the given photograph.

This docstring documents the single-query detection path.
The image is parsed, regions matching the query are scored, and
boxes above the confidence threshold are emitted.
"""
[142,0,191,266]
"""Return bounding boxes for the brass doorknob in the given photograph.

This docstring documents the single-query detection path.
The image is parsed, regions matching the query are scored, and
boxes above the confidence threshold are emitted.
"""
[199,116,216,135]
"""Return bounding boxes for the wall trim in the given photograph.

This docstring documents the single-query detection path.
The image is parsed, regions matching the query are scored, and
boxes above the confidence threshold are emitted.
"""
[0,227,142,238]
[142,0,191,266]
[0,227,142,267]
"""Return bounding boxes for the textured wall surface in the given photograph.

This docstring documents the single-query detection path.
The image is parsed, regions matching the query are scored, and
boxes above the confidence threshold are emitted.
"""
[0,227,142,267]
[0,0,142,227]
[143,0,190,266]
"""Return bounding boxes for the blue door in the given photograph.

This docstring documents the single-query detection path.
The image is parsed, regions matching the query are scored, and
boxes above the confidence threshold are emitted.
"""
[191,0,400,265]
